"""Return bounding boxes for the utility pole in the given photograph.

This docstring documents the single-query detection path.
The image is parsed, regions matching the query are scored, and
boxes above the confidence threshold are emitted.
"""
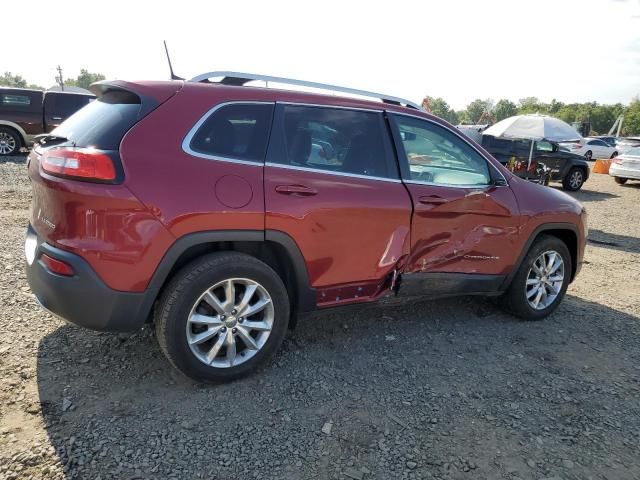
[56,65,64,91]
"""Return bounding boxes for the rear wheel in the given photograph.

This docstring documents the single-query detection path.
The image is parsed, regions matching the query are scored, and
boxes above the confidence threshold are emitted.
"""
[584,150,592,161]
[0,127,21,156]
[610,151,618,159]
[614,177,628,185]
[155,252,290,383]
[501,235,571,320]
[562,167,585,191]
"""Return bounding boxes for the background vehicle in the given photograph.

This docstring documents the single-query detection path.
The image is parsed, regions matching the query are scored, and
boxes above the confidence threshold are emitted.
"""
[615,137,640,155]
[0,87,94,155]
[482,135,590,190]
[593,135,617,147]
[560,137,618,160]
[609,147,640,184]
[25,74,587,383]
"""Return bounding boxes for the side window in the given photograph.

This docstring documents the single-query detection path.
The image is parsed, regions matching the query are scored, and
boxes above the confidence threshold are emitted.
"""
[587,140,596,145]
[189,103,274,162]
[1,94,32,107]
[393,115,491,186]
[56,95,93,117]
[536,141,553,152]
[273,105,393,178]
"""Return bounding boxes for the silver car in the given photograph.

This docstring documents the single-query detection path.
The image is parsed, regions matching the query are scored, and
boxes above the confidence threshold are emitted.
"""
[610,147,640,184]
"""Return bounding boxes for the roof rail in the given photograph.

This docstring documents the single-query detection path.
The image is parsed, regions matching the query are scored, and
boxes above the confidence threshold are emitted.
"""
[189,71,422,110]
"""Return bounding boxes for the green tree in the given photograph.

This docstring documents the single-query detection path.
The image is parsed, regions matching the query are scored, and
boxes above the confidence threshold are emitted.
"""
[465,98,494,124]
[423,96,459,124]
[517,97,548,114]
[456,110,469,124]
[494,99,517,121]
[623,98,640,136]
[65,69,106,90]
[0,71,43,90]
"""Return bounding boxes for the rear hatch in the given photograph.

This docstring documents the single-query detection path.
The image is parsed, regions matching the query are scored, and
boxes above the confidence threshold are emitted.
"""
[28,80,181,252]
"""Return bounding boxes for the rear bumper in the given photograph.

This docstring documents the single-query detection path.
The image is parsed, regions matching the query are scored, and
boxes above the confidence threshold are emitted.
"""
[609,165,640,180]
[25,224,149,332]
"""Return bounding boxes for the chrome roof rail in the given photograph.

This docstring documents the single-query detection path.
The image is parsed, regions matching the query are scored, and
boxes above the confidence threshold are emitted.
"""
[189,71,423,110]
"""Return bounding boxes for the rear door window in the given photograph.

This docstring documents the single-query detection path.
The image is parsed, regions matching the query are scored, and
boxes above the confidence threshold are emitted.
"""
[0,91,42,112]
[187,103,274,163]
[268,104,396,179]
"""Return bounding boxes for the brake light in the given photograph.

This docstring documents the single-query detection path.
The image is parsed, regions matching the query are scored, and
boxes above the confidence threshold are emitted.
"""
[40,254,74,276]
[41,148,116,181]
[611,157,622,164]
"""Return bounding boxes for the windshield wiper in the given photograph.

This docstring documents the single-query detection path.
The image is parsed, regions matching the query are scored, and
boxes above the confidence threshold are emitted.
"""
[34,134,72,147]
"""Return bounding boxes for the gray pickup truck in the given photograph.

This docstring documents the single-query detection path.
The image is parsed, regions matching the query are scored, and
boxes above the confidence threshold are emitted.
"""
[0,87,94,155]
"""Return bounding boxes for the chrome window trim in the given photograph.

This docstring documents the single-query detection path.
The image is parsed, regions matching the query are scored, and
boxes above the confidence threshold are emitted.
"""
[389,111,509,187]
[404,179,492,189]
[277,101,383,113]
[265,162,402,183]
[181,101,275,165]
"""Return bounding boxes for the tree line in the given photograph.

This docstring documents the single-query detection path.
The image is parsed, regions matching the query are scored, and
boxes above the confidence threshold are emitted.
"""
[424,96,640,136]
[1,70,105,91]
[2,70,638,136]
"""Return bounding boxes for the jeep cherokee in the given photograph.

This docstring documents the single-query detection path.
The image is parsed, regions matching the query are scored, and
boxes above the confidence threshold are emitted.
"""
[25,73,587,382]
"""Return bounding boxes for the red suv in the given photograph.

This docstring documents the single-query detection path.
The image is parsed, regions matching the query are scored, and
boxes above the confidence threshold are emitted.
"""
[25,73,587,382]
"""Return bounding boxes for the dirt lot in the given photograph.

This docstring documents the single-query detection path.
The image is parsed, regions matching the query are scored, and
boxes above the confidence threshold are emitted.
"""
[0,155,639,480]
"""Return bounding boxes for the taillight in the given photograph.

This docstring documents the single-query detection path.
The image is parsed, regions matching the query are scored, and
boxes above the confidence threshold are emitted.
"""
[40,254,74,276]
[41,148,116,181]
[611,157,622,164]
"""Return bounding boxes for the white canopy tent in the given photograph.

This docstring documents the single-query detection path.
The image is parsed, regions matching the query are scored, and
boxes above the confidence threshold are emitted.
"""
[483,114,583,177]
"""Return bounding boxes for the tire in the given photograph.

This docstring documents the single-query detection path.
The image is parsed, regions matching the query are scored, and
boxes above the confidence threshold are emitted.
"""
[501,235,571,321]
[610,151,618,159]
[0,127,22,156]
[614,177,628,185]
[584,150,592,161]
[155,252,290,383]
[562,167,585,191]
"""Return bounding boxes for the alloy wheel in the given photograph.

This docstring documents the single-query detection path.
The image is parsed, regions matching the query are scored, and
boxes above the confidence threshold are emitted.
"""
[186,278,274,368]
[569,170,583,189]
[0,132,17,155]
[525,250,565,310]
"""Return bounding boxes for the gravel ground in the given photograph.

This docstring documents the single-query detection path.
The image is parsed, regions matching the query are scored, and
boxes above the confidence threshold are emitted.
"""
[1,155,639,480]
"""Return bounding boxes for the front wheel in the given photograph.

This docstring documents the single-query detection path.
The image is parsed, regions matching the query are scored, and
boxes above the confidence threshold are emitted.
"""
[501,235,571,320]
[614,177,628,185]
[155,252,290,383]
[562,167,585,191]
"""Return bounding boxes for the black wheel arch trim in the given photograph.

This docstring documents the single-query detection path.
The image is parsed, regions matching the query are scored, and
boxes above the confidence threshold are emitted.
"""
[502,222,580,290]
[141,229,316,323]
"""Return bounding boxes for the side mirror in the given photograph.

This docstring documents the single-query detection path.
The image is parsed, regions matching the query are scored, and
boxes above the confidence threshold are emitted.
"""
[492,177,508,187]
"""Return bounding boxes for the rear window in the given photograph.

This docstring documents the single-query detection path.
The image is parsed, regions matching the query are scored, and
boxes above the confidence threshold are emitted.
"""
[50,91,142,150]
[187,103,274,162]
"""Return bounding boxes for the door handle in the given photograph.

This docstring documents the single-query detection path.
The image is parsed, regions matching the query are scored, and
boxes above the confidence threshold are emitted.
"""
[275,185,318,196]
[418,195,447,205]
[51,116,62,121]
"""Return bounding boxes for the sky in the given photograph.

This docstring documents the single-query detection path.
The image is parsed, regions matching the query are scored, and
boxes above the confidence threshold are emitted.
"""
[6,0,640,110]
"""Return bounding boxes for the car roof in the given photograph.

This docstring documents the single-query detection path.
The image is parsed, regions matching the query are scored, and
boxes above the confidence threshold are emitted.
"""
[181,81,435,119]
[0,86,43,93]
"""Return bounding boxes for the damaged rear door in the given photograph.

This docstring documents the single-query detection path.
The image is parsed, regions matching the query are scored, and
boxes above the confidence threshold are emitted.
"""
[264,103,412,307]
